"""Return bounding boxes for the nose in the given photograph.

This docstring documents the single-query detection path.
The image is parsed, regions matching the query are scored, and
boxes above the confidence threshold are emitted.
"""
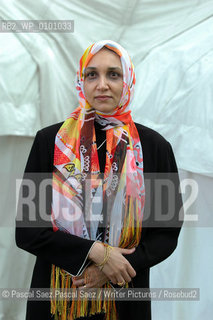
[97,75,109,90]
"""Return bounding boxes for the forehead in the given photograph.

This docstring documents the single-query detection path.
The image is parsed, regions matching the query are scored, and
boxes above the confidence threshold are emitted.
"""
[85,47,122,69]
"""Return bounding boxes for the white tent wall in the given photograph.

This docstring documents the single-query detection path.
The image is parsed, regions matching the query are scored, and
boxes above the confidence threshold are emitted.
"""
[0,0,212,319]
[151,169,213,319]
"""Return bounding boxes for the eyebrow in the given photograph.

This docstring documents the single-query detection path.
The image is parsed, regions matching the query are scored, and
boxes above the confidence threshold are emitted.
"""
[84,67,122,72]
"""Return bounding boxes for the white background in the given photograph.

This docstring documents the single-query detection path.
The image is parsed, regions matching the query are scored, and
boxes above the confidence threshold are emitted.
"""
[0,0,213,319]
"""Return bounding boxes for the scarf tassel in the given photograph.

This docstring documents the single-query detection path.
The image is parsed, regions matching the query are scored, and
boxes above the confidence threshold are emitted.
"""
[50,266,121,320]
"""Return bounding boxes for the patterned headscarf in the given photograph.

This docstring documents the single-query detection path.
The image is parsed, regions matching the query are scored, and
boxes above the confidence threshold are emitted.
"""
[50,40,145,320]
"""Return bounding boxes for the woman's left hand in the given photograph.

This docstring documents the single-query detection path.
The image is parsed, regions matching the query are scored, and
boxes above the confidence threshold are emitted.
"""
[72,264,109,288]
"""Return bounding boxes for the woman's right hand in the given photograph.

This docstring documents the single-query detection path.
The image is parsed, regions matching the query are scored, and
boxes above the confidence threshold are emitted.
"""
[88,242,136,285]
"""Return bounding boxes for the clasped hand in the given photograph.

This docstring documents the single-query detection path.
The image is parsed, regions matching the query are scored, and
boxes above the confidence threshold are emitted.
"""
[72,243,136,288]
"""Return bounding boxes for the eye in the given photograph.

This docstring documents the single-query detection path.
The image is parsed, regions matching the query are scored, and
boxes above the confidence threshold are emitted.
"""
[110,71,120,78]
[109,71,123,80]
[85,71,97,79]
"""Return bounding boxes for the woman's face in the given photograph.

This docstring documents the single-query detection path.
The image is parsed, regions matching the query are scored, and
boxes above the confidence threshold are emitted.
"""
[83,48,123,114]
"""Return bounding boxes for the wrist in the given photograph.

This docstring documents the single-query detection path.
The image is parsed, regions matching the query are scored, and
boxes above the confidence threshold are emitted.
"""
[95,245,112,270]
[88,241,104,263]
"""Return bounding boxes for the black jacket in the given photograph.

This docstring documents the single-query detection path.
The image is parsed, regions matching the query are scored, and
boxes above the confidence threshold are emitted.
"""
[16,121,183,320]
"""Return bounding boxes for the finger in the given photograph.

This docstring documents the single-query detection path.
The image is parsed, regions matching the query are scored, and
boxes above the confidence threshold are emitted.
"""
[72,278,83,284]
[120,247,136,255]
[79,280,98,289]
[110,276,118,285]
[79,283,89,289]
[116,277,126,287]
[73,282,83,287]
[78,285,87,289]
[121,271,131,283]
[72,276,83,282]
[127,264,136,278]
[72,278,85,287]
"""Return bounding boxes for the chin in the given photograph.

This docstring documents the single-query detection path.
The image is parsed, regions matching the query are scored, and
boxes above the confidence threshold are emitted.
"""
[94,104,115,114]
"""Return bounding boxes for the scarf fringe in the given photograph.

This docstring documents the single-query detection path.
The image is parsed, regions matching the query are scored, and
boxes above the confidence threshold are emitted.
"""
[50,266,123,320]
[119,196,142,248]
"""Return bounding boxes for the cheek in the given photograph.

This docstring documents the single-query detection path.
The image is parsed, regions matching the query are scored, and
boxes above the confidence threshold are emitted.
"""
[84,82,92,100]
[116,82,123,98]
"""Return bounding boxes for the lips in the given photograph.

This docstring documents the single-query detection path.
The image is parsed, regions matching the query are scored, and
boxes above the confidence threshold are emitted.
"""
[95,95,112,101]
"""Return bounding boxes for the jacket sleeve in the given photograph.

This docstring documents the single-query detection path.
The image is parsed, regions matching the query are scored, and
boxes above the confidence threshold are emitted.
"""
[15,129,95,276]
[125,140,183,273]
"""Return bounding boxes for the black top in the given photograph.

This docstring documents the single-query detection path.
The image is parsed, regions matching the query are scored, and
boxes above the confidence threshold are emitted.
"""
[16,121,183,320]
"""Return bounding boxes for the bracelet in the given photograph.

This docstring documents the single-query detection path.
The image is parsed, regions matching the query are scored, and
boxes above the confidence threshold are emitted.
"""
[95,244,113,270]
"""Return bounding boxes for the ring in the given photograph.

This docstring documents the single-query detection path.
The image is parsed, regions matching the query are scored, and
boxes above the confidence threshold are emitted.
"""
[117,281,125,287]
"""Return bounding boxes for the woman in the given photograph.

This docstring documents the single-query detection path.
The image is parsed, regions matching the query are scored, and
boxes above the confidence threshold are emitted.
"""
[16,40,183,320]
